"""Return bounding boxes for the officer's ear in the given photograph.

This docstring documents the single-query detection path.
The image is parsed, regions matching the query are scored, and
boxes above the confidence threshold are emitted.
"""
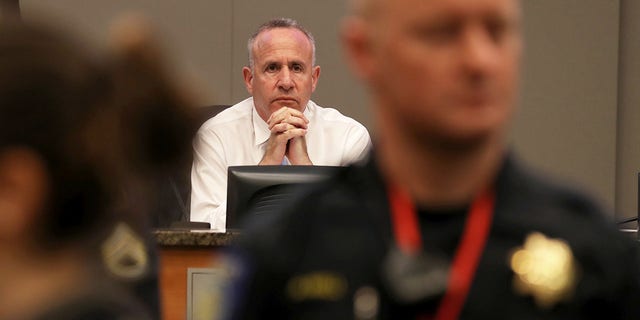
[0,148,49,243]
[341,16,376,83]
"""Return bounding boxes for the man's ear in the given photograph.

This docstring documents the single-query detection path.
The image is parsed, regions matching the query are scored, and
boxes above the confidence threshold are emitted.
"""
[242,67,254,95]
[310,65,321,92]
[0,148,49,242]
[341,16,376,82]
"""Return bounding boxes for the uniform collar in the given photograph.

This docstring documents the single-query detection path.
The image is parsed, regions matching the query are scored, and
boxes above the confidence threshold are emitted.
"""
[355,150,513,247]
[252,99,315,146]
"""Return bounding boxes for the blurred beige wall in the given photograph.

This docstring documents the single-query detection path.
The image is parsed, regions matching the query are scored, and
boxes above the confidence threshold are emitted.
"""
[20,0,639,220]
[513,0,619,212]
[617,0,640,223]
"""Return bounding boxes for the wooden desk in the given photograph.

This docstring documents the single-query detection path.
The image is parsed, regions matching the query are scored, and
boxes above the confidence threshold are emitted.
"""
[154,230,238,320]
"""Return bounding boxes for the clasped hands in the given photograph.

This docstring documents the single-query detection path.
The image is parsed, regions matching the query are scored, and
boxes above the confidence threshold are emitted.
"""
[259,106,312,165]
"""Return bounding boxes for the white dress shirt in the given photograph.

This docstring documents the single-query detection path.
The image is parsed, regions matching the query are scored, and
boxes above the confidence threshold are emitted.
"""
[190,97,371,231]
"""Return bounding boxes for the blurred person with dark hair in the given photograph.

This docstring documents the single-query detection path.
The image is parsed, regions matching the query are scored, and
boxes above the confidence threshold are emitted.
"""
[0,16,196,319]
[222,0,640,319]
[190,18,371,231]
[104,15,200,319]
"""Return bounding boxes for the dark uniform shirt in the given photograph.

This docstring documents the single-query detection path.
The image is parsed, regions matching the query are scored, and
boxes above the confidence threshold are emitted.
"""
[225,154,640,319]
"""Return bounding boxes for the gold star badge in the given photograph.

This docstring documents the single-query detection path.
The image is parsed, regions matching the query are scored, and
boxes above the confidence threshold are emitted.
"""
[509,232,579,309]
[286,272,348,302]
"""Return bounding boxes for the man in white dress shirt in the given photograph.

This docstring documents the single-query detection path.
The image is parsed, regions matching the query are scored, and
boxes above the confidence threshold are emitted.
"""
[190,18,371,231]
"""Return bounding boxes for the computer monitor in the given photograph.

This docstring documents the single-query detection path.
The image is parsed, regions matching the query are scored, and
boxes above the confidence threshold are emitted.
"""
[226,165,342,229]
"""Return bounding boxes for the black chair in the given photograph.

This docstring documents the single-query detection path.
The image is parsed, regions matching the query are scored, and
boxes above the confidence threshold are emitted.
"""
[151,105,230,228]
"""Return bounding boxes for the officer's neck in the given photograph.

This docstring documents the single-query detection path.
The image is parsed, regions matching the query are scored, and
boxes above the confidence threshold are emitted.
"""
[376,128,505,209]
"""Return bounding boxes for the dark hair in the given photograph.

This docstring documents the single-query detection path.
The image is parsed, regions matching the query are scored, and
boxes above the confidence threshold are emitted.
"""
[0,19,197,248]
[0,20,114,247]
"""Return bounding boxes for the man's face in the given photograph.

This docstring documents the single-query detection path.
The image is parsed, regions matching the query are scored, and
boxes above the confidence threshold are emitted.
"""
[243,28,320,121]
[349,0,522,143]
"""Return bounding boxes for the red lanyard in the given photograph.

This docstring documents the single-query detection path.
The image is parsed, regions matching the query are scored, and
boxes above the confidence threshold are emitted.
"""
[388,184,495,320]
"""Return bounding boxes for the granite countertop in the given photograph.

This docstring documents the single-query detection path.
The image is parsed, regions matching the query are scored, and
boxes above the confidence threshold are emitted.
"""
[153,228,638,247]
[153,229,240,247]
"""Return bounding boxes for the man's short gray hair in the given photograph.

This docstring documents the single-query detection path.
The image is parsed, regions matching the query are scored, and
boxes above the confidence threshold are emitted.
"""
[247,18,316,70]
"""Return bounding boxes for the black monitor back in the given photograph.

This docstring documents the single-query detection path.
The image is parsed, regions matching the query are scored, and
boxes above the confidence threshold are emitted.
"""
[226,165,341,229]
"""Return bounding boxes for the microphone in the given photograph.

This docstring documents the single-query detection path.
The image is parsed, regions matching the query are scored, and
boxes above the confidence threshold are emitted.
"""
[617,217,638,225]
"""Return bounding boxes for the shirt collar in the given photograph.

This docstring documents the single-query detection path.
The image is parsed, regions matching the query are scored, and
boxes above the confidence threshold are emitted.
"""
[252,100,315,146]
[252,104,270,146]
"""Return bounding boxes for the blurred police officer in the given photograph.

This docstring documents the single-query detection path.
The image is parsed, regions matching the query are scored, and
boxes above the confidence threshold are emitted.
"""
[224,0,640,319]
